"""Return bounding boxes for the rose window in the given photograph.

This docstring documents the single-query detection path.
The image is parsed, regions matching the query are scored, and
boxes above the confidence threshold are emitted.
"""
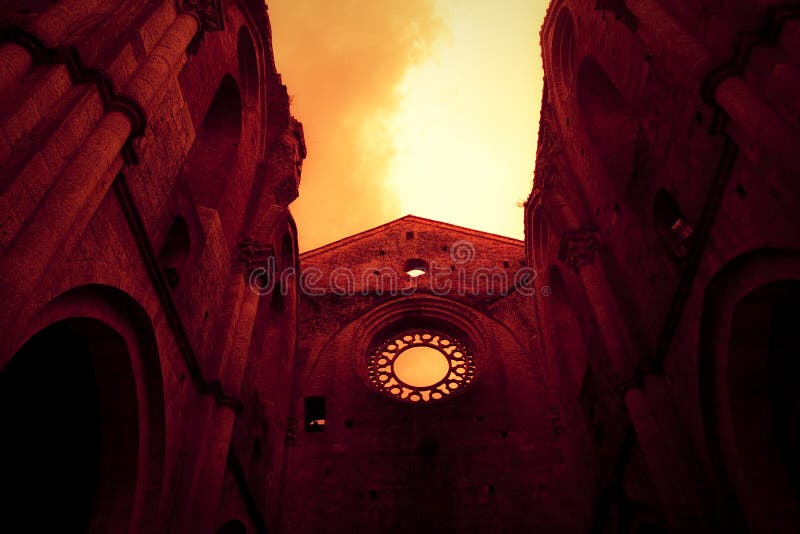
[368,330,475,402]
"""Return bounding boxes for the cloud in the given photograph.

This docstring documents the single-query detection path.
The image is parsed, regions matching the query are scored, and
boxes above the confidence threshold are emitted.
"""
[268,0,446,251]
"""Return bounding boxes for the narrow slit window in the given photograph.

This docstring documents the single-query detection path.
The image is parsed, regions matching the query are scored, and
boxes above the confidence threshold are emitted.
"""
[304,396,326,432]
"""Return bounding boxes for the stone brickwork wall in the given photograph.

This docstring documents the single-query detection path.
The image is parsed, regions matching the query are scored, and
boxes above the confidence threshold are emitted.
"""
[0,1,303,532]
[529,0,800,531]
[2,0,799,532]
[282,217,581,532]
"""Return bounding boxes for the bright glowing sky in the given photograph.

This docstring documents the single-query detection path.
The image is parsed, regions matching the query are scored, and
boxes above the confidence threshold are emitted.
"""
[269,0,549,251]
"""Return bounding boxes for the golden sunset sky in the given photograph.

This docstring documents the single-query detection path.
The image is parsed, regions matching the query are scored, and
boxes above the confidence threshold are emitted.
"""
[269,0,549,251]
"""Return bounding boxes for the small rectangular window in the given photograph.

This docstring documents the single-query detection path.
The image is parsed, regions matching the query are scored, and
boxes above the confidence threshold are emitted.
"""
[304,396,326,432]
[406,231,414,240]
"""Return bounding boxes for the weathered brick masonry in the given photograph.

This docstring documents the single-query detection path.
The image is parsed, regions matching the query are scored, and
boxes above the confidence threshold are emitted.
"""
[0,1,303,532]
[1,0,799,533]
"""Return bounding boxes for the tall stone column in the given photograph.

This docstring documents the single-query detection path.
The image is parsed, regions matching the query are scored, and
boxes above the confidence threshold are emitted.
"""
[0,11,200,352]
[0,0,108,94]
[0,43,33,96]
[626,0,800,175]
[558,228,711,530]
[181,240,273,531]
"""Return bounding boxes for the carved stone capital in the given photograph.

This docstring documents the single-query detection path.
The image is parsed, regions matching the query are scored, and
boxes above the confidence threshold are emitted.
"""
[183,0,224,32]
[557,225,600,272]
[183,0,223,54]
[236,238,274,274]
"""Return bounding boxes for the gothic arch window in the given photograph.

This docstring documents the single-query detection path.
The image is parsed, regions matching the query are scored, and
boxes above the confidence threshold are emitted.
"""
[552,7,577,93]
[724,280,800,521]
[159,216,190,288]
[237,26,259,106]
[576,56,637,195]
[531,208,551,271]
[701,257,800,531]
[184,75,242,218]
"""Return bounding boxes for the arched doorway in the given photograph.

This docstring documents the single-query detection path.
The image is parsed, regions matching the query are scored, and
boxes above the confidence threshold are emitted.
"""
[0,317,142,531]
[724,280,800,527]
[700,252,800,531]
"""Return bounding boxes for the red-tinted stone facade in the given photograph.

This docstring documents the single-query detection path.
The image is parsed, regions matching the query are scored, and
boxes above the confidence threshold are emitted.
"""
[1,0,799,533]
[527,0,800,532]
[0,1,303,532]
[284,216,571,532]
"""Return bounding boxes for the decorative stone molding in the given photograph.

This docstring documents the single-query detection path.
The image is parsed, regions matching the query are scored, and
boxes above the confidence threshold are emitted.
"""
[700,3,800,111]
[368,329,476,403]
[557,225,601,272]
[183,0,223,54]
[183,0,224,32]
[0,27,146,163]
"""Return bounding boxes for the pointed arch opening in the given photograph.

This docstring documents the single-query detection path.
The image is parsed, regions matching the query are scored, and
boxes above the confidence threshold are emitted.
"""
[552,7,577,93]
[0,318,140,531]
[724,280,800,525]
[700,252,800,531]
[159,215,191,288]
[184,75,243,216]
[237,26,259,106]
[576,56,638,195]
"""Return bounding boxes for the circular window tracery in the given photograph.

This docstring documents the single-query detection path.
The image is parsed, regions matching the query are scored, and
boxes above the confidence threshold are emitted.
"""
[368,330,476,402]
